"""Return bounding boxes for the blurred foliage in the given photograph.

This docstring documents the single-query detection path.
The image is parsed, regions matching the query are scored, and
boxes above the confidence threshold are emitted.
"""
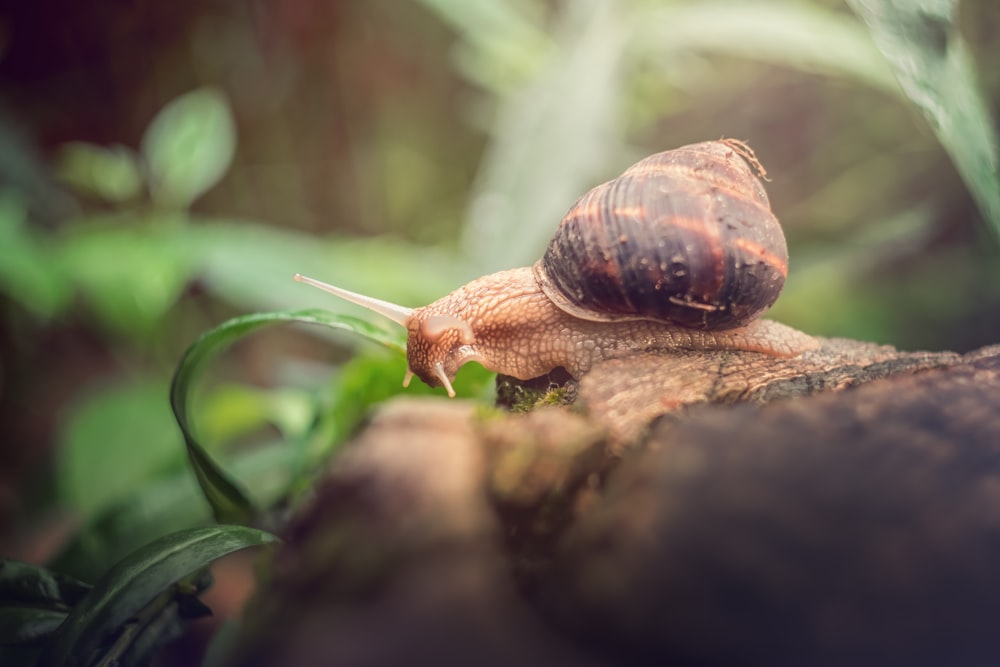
[32,526,273,667]
[0,0,998,662]
[848,0,1000,237]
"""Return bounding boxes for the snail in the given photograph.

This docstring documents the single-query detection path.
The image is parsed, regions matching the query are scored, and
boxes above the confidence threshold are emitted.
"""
[295,139,817,397]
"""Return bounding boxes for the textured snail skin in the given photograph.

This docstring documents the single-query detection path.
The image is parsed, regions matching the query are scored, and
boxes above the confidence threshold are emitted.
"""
[404,266,818,390]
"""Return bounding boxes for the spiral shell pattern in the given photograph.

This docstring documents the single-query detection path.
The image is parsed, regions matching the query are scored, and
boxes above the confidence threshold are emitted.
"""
[534,140,788,330]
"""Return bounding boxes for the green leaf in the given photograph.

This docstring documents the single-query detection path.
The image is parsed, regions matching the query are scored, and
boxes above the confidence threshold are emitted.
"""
[58,380,187,521]
[184,221,470,312]
[847,0,1000,238]
[51,469,212,584]
[0,608,68,645]
[54,143,142,203]
[325,349,495,445]
[170,309,403,523]
[52,442,298,584]
[39,526,277,667]
[56,219,194,339]
[141,87,236,209]
[0,560,91,646]
[0,560,91,608]
[196,385,314,450]
[0,192,71,318]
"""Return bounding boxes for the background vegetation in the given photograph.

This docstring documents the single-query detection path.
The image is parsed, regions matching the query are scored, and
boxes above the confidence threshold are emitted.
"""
[0,0,998,663]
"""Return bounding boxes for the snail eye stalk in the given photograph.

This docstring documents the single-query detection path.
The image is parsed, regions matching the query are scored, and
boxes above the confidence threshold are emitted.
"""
[293,274,413,327]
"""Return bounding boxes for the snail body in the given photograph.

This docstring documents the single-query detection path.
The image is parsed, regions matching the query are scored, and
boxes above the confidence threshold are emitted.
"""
[296,139,817,397]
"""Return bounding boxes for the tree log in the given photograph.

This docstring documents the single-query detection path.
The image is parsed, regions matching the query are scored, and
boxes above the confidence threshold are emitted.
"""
[229,340,1000,667]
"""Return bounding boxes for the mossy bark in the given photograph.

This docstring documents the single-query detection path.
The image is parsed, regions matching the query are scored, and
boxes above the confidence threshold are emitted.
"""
[229,340,1000,667]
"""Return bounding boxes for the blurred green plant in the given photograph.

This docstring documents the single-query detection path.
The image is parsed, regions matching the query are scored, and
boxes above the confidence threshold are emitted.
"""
[0,78,494,664]
[54,144,142,205]
[1,527,276,667]
[0,82,472,667]
[168,309,402,524]
[142,89,237,210]
[847,0,1000,238]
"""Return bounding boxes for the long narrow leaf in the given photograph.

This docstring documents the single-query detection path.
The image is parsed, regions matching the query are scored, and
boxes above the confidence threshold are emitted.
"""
[635,2,897,92]
[847,0,1000,238]
[0,561,90,647]
[0,560,91,608]
[461,0,629,271]
[170,308,404,523]
[39,526,277,667]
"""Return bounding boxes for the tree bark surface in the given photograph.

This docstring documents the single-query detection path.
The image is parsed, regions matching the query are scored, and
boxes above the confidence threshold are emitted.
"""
[230,339,1000,667]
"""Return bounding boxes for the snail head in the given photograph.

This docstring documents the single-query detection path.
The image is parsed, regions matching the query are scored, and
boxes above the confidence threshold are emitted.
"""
[294,274,482,397]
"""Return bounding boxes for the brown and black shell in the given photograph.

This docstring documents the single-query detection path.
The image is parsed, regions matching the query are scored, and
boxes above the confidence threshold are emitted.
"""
[533,139,788,330]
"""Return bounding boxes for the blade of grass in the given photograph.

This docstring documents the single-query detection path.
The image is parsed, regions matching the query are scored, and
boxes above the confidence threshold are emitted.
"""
[635,2,897,92]
[170,309,404,523]
[847,0,1000,239]
[39,526,277,667]
[460,0,629,271]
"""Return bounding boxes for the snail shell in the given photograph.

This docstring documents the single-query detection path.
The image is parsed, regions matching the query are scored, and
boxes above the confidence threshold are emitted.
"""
[534,139,787,330]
